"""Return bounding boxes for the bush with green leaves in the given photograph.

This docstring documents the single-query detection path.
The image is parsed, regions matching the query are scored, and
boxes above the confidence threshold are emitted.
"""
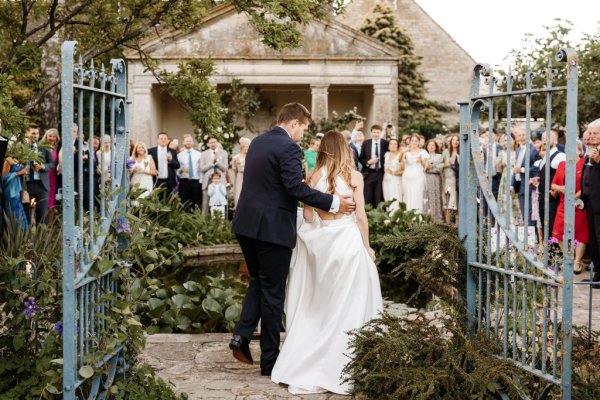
[366,201,433,305]
[343,312,530,400]
[131,275,245,334]
[0,217,144,399]
[110,364,188,400]
[124,189,236,271]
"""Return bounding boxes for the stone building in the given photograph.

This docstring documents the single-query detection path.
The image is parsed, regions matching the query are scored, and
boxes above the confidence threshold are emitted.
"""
[125,1,474,145]
[338,0,475,125]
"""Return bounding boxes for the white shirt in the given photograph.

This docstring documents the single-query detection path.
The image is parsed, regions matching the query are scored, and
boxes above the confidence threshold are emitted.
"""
[370,139,382,170]
[177,148,203,182]
[539,147,566,170]
[157,146,169,179]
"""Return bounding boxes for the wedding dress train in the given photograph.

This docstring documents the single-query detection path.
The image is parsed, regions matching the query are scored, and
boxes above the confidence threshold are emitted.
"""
[271,169,383,395]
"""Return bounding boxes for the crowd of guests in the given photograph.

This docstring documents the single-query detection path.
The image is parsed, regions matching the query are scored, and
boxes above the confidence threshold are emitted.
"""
[0,126,252,233]
[477,120,600,284]
[2,117,599,285]
[322,120,461,224]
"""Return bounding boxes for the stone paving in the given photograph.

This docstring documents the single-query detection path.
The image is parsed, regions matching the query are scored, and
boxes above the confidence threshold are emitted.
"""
[139,302,415,399]
[140,284,599,399]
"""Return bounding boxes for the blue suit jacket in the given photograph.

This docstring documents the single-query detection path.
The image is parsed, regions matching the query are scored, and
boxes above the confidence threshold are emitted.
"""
[232,127,334,248]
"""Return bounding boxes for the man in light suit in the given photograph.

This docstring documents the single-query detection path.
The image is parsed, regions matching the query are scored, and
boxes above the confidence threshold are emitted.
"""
[359,124,388,207]
[25,126,54,224]
[148,132,180,197]
[201,136,228,214]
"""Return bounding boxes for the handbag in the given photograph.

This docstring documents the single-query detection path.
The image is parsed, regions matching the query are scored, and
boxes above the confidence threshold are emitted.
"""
[21,177,30,204]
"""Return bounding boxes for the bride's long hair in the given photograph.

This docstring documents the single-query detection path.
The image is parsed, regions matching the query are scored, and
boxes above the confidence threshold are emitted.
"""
[310,130,356,194]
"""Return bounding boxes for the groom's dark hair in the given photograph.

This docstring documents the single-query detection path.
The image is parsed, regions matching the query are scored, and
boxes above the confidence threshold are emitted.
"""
[277,103,311,125]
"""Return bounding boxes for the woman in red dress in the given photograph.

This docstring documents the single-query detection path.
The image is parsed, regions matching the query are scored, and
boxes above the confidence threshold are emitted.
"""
[551,158,588,273]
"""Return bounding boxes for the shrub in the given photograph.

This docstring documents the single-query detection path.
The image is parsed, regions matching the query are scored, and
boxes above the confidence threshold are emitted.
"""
[343,312,529,400]
[109,364,188,400]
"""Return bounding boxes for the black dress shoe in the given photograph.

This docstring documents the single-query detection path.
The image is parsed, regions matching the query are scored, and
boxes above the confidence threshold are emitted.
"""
[229,335,253,365]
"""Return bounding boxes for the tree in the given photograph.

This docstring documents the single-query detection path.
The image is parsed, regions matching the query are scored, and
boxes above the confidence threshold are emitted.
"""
[158,60,261,153]
[498,20,600,130]
[360,3,444,136]
[0,0,345,157]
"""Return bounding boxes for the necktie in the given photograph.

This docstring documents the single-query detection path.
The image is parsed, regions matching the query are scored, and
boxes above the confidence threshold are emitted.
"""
[188,151,194,178]
[375,142,379,170]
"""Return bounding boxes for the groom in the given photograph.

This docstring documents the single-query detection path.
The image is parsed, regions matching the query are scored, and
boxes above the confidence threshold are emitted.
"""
[230,103,356,375]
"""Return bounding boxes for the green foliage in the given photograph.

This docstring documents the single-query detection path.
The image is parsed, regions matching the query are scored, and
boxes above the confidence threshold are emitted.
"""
[158,59,224,148]
[499,20,600,129]
[366,201,432,305]
[343,313,529,400]
[0,0,345,123]
[131,274,245,334]
[122,190,242,334]
[220,78,262,151]
[124,189,236,271]
[303,107,365,149]
[0,222,64,399]
[382,221,466,306]
[158,63,261,153]
[360,3,444,135]
[110,364,187,400]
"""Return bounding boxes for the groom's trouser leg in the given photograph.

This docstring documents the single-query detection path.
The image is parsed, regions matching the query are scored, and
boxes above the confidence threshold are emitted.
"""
[234,234,292,371]
[234,235,263,341]
[255,240,292,371]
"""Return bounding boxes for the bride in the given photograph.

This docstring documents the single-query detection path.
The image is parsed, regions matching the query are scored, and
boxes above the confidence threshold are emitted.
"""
[271,131,383,395]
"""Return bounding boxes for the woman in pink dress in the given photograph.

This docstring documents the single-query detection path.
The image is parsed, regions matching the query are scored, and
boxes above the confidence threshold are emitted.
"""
[41,128,60,222]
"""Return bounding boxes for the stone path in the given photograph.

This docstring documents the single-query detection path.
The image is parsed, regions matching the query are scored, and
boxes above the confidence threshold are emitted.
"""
[570,269,600,330]
[139,302,415,399]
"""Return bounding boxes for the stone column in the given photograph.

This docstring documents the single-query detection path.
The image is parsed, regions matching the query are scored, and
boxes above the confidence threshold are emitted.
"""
[371,84,396,128]
[130,85,155,145]
[310,84,329,122]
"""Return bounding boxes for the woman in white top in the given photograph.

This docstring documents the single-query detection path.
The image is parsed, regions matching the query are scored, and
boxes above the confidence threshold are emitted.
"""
[232,137,251,208]
[382,138,404,211]
[129,141,157,202]
[96,134,112,182]
[271,131,382,395]
[400,134,429,213]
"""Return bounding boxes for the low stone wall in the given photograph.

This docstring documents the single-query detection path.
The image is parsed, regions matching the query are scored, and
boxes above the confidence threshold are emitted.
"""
[182,244,244,267]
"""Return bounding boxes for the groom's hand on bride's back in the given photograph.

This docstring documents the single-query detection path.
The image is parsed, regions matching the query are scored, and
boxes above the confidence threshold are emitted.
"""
[339,194,356,215]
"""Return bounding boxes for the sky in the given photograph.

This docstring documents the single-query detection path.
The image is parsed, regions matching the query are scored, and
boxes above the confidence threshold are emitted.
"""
[414,0,600,70]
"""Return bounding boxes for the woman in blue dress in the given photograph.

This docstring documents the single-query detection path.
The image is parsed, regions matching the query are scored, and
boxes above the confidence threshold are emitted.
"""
[2,157,29,231]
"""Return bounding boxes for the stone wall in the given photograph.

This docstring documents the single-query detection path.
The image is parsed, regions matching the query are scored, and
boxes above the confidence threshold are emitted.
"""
[338,0,475,126]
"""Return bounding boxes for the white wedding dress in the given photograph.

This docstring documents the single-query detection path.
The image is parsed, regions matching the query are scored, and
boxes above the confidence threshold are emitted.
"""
[271,168,383,395]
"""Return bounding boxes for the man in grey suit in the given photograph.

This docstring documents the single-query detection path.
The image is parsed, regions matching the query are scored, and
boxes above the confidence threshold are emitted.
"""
[201,137,228,214]
[25,126,54,224]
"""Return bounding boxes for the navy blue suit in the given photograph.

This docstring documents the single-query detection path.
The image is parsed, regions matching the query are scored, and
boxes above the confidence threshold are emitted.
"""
[232,126,333,371]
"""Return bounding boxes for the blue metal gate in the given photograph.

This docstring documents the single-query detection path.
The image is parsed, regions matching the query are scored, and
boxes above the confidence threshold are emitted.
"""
[61,41,130,399]
[458,49,578,399]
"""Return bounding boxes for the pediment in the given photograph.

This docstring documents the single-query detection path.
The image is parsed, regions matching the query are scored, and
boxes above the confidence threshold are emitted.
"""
[127,4,400,61]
